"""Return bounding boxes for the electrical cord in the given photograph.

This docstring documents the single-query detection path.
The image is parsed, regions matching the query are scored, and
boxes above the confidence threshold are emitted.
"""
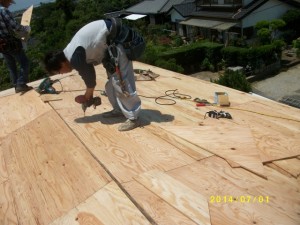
[138,89,192,105]
[138,89,300,122]
[53,80,300,123]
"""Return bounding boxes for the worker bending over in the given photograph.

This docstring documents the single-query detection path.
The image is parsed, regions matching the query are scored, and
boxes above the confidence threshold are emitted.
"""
[44,19,142,131]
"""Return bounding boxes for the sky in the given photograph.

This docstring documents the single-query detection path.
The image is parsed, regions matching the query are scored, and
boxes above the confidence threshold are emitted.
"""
[9,0,55,12]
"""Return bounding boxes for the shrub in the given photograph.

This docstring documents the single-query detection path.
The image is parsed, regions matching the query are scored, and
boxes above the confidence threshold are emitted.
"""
[154,58,184,73]
[212,69,252,92]
[293,38,300,57]
[201,58,214,71]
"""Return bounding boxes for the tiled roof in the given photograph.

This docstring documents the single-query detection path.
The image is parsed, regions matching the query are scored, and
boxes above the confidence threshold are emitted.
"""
[126,0,195,15]
[233,0,300,20]
[126,0,169,14]
[232,0,267,19]
[191,10,236,20]
[160,0,187,13]
[172,0,196,17]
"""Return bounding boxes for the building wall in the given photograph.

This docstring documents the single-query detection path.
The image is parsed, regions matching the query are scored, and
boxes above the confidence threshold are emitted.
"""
[242,0,295,28]
[170,9,185,23]
[149,15,156,25]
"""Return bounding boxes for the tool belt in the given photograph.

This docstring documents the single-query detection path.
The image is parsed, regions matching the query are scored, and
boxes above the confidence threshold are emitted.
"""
[106,17,145,61]
[102,44,129,97]
[102,48,116,75]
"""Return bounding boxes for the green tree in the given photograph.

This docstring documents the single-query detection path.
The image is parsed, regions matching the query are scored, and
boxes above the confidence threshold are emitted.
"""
[255,19,286,45]
[56,0,75,20]
[281,9,300,43]
[213,69,252,92]
[270,19,286,40]
[257,28,271,45]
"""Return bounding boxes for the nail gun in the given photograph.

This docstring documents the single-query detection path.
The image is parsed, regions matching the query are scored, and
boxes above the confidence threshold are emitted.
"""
[75,95,102,116]
[81,97,102,115]
[37,77,60,94]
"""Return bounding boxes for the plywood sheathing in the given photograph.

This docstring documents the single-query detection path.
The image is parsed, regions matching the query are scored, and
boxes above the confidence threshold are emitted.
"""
[0,61,299,224]
[123,181,199,225]
[266,162,295,178]
[134,170,211,225]
[40,94,63,102]
[163,125,266,178]
[0,91,52,139]
[250,124,300,162]
[0,181,18,225]
[130,62,300,163]
[50,181,151,225]
[0,148,8,184]
[145,124,214,160]
[227,101,300,162]
[273,158,300,178]
[167,156,300,224]
[54,106,195,183]
[0,110,112,225]
[21,5,33,26]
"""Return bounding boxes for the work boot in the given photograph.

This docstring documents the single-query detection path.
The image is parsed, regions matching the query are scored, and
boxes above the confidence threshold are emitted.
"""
[118,119,140,131]
[15,84,33,93]
[102,109,123,118]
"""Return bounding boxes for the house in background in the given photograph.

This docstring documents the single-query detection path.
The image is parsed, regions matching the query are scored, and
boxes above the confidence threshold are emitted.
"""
[122,0,300,44]
[125,0,187,24]
[172,0,300,43]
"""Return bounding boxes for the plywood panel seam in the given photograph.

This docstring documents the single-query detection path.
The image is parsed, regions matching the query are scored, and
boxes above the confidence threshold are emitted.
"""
[145,125,213,160]
[265,163,294,178]
[51,109,158,225]
[164,155,216,173]
[134,170,211,225]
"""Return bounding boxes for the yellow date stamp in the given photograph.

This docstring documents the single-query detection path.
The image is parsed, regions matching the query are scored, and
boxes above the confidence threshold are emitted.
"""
[210,195,269,203]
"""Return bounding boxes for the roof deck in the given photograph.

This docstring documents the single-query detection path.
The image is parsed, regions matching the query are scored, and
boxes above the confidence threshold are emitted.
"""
[0,61,299,225]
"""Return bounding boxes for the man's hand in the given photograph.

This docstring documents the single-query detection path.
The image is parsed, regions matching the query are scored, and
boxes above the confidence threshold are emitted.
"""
[75,87,95,104]
[75,95,101,115]
[84,87,95,101]
[75,95,88,104]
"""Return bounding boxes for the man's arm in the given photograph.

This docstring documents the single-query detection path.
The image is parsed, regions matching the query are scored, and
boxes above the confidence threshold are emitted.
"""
[70,47,96,100]
[1,8,27,32]
[84,87,95,100]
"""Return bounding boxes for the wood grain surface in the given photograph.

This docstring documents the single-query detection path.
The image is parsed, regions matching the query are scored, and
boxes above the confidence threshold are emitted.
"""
[1,110,111,225]
[50,182,151,225]
[0,148,8,184]
[53,104,194,183]
[273,158,300,178]
[162,124,266,178]
[135,170,211,225]
[0,181,18,225]
[0,91,51,139]
[167,157,299,225]
[0,61,299,224]
[123,181,198,225]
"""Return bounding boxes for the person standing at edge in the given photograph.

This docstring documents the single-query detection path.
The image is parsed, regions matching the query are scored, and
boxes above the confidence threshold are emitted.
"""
[0,0,32,93]
[43,19,142,131]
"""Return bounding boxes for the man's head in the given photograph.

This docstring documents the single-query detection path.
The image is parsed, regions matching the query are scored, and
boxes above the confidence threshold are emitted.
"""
[44,51,72,75]
[0,0,15,7]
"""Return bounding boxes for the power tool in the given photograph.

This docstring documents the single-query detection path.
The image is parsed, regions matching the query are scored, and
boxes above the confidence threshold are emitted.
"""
[37,77,59,94]
[81,97,102,115]
[75,95,102,116]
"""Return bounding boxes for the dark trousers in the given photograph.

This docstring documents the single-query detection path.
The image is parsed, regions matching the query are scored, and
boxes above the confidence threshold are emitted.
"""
[2,49,29,86]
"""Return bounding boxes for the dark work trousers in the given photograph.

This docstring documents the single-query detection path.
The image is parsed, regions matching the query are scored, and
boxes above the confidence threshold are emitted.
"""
[2,49,29,87]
